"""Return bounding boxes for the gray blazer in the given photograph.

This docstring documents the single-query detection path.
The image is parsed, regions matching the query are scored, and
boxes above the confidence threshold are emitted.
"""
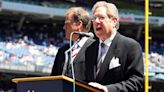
[51,38,95,81]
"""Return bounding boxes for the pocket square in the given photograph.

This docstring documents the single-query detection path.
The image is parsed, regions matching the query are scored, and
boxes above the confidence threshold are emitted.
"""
[109,57,120,69]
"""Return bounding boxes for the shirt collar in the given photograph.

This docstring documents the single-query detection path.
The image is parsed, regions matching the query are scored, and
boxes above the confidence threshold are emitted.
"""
[78,37,88,47]
[99,30,117,46]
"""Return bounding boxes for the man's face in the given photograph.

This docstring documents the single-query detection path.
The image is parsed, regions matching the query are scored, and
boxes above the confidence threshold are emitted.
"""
[92,6,116,41]
[63,13,78,40]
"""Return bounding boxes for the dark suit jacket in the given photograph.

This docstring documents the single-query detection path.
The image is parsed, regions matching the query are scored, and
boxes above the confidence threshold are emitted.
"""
[85,32,144,92]
[51,38,95,81]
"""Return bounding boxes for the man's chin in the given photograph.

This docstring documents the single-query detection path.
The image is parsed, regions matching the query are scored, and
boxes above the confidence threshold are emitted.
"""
[96,34,105,41]
[95,32,102,37]
[66,36,70,40]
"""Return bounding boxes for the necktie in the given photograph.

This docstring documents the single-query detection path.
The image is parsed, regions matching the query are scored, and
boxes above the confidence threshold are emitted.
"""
[71,44,80,59]
[66,44,80,77]
[97,42,106,74]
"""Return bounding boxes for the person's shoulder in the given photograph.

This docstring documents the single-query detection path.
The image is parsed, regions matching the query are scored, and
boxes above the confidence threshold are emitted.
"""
[118,33,142,50]
[119,33,139,45]
[118,33,143,53]
[87,37,96,42]
[87,38,99,47]
[58,44,69,52]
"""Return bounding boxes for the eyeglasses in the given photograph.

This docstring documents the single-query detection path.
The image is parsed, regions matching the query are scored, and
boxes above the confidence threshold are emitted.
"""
[92,15,113,22]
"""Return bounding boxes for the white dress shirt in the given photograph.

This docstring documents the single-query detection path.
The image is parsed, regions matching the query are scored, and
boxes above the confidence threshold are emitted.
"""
[71,37,88,61]
[98,30,117,63]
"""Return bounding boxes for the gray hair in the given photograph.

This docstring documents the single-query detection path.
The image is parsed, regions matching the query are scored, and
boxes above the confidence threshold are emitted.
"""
[66,7,91,30]
[92,1,120,30]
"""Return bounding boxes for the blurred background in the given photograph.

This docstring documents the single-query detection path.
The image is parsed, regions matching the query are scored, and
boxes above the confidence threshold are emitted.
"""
[0,0,163,92]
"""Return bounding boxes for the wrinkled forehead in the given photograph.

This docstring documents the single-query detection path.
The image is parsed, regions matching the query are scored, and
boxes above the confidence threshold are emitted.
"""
[65,12,73,20]
[93,6,107,15]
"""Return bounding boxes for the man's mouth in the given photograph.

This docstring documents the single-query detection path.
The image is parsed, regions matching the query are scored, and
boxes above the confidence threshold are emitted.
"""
[96,27,102,31]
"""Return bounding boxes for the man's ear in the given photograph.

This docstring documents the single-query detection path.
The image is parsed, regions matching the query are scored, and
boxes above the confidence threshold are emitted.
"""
[112,17,118,28]
[113,17,118,24]
[76,20,82,29]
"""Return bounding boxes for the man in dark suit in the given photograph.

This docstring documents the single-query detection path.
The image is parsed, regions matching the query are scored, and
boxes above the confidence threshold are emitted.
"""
[51,7,94,81]
[86,1,144,92]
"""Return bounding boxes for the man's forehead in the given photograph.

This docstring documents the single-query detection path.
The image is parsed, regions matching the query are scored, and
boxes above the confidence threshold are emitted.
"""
[65,14,73,21]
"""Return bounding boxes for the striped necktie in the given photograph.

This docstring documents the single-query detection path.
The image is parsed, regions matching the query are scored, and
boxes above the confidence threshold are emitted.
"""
[97,42,106,74]
[71,44,80,59]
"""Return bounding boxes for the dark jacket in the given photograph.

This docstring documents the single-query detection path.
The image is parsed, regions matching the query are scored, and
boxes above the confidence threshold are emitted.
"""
[85,32,144,92]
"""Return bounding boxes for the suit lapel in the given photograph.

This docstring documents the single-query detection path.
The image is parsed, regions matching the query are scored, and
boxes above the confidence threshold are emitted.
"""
[96,33,120,81]
[73,38,94,64]
[85,40,99,82]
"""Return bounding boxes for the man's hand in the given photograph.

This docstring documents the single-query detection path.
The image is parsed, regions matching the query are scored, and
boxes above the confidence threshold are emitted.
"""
[88,82,108,92]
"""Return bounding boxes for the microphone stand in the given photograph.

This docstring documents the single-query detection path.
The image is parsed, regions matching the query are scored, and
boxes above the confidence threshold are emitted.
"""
[62,32,79,92]
[62,37,79,75]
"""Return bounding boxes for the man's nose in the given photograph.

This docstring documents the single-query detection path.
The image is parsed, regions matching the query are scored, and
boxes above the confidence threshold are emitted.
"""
[63,25,66,30]
[94,18,101,23]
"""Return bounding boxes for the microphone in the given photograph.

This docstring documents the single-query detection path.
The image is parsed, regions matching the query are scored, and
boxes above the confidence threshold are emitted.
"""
[74,32,94,38]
